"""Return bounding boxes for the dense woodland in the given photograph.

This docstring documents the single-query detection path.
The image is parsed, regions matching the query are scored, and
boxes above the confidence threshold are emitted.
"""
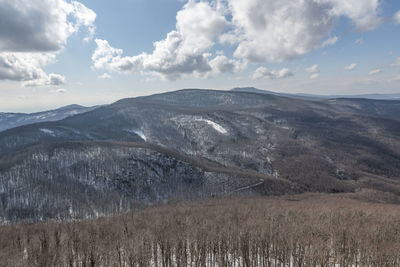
[0,142,294,223]
[1,194,400,267]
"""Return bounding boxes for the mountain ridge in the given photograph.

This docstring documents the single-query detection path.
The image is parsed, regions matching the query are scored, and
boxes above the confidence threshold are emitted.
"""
[231,87,400,100]
[0,104,100,132]
[0,88,399,222]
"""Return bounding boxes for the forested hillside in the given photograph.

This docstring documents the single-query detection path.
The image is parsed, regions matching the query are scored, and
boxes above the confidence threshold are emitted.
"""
[1,195,400,266]
[1,89,400,222]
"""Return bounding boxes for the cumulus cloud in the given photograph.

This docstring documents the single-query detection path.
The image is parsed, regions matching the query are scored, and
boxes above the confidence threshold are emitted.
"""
[0,53,53,81]
[224,0,335,62]
[305,64,320,78]
[310,73,320,79]
[306,64,320,73]
[322,0,383,31]
[24,74,66,87]
[0,52,66,87]
[252,67,293,80]
[394,10,400,24]
[92,0,382,80]
[0,0,96,86]
[98,73,111,79]
[92,39,144,74]
[369,69,381,75]
[221,0,381,63]
[144,0,230,79]
[142,30,213,79]
[71,1,97,42]
[48,74,65,86]
[92,1,245,80]
[0,0,96,52]
[391,57,400,67]
[50,88,67,93]
[344,63,357,71]
[322,36,338,47]
[208,54,246,74]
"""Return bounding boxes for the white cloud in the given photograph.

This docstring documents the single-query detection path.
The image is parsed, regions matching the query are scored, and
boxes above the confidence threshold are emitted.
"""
[310,73,320,79]
[221,0,381,63]
[394,10,400,24]
[368,69,381,75]
[56,88,67,93]
[391,57,400,67]
[142,31,212,80]
[92,0,383,80]
[354,38,364,45]
[305,64,321,78]
[0,53,54,81]
[322,36,338,47]
[209,55,246,74]
[98,73,111,79]
[252,67,293,80]
[71,1,97,42]
[144,0,229,79]
[49,74,66,86]
[0,0,95,52]
[23,74,66,87]
[0,0,96,86]
[305,64,320,73]
[175,1,228,52]
[52,88,67,93]
[92,1,239,80]
[344,63,357,71]
[225,0,335,62]
[91,39,145,74]
[0,52,66,87]
[321,0,383,31]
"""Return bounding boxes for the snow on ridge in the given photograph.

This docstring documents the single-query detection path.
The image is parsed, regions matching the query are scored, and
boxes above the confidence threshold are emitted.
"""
[124,128,147,141]
[195,117,228,134]
[35,114,48,120]
[39,128,56,136]
[133,130,147,141]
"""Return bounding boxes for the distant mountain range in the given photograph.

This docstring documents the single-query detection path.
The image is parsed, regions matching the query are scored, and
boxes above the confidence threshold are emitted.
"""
[0,104,99,132]
[1,88,400,222]
[231,87,400,100]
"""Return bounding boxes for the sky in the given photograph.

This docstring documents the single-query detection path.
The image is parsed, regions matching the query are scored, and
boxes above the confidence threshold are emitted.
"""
[1,0,400,112]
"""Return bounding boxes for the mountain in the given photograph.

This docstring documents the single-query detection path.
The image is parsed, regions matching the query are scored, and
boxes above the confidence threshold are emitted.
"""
[0,104,99,132]
[1,89,400,222]
[231,87,400,100]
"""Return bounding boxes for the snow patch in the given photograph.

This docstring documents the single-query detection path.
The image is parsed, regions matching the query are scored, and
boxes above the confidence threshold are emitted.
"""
[195,118,228,134]
[39,128,56,136]
[123,129,147,141]
[67,110,80,115]
[35,114,48,120]
[133,130,147,141]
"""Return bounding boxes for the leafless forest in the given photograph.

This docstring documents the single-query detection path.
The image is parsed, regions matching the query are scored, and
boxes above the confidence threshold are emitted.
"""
[1,193,399,267]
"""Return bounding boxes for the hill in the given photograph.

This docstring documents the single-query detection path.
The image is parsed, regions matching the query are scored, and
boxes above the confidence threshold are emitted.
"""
[0,89,400,222]
[0,104,99,132]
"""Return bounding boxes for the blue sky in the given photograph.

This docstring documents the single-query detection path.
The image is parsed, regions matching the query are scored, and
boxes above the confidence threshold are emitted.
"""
[1,0,400,112]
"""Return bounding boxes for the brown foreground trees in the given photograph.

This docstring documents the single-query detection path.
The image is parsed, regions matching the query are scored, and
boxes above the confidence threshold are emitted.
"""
[1,193,400,266]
